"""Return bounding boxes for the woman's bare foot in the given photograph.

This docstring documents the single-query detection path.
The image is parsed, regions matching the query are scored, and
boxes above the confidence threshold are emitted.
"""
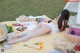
[7,33,18,41]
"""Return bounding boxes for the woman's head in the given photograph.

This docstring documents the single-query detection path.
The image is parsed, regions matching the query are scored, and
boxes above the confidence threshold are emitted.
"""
[58,9,70,31]
[61,9,69,21]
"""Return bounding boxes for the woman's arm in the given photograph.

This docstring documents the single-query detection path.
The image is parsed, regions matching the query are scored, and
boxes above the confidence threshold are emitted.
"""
[51,15,61,24]
[54,14,61,21]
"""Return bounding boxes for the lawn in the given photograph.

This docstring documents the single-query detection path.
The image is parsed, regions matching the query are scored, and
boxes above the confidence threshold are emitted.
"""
[0,0,66,22]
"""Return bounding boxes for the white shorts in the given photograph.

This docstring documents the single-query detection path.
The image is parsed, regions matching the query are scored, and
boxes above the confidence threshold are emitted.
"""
[43,22,59,34]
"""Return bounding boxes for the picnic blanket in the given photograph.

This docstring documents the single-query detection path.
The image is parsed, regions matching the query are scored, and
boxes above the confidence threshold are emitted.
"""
[0,21,80,53]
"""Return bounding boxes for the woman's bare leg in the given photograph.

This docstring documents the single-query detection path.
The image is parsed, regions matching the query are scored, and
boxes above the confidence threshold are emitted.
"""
[7,22,44,41]
[31,22,44,32]
[7,31,28,41]
[8,24,50,44]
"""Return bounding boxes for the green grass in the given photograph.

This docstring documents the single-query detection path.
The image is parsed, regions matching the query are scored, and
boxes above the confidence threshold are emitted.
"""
[0,0,66,22]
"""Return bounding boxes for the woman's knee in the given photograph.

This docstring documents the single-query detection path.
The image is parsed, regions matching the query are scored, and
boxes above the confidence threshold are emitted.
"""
[41,23,49,28]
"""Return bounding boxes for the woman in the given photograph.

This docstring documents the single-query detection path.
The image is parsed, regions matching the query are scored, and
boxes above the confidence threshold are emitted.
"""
[6,9,70,44]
